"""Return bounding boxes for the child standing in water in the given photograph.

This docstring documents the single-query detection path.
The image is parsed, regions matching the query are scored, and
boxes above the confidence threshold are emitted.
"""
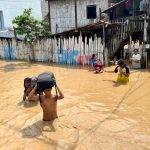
[23,77,38,101]
[114,59,130,83]
[28,83,64,121]
[105,59,130,83]
[23,77,33,101]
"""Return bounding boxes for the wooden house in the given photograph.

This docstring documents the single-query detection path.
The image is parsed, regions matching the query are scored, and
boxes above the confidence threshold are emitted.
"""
[46,0,109,34]
[103,0,150,20]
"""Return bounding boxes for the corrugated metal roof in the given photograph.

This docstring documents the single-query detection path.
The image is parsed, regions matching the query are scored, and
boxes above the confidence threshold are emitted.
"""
[52,21,122,36]
[0,30,24,40]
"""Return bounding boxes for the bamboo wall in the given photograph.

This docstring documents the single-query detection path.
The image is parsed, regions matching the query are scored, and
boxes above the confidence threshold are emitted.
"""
[0,35,104,65]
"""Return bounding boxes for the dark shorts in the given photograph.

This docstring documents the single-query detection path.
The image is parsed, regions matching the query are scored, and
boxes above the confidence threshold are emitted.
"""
[43,116,58,121]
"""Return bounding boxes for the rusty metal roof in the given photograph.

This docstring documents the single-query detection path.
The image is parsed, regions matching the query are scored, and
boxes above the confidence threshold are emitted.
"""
[52,21,122,36]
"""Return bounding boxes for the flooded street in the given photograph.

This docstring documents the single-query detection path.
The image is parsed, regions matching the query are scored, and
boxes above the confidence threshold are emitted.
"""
[0,60,150,150]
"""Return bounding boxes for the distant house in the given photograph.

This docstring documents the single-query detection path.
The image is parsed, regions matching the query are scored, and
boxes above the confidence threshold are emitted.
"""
[41,0,49,19]
[103,0,150,20]
[46,0,109,34]
[0,0,42,31]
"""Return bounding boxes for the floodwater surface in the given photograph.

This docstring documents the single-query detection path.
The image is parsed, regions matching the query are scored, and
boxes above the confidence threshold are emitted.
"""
[0,60,150,150]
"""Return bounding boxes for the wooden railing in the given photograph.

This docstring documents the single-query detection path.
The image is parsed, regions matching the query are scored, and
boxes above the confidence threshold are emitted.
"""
[107,14,147,57]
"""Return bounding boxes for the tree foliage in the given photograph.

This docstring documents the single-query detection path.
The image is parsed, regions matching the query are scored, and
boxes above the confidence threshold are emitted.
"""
[12,8,51,45]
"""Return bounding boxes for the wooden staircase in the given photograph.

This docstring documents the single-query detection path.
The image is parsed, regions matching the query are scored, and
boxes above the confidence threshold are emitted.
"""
[107,14,147,58]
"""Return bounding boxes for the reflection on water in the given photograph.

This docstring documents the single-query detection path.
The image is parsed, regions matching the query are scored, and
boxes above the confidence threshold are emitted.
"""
[17,100,39,108]
[0,60,150,150]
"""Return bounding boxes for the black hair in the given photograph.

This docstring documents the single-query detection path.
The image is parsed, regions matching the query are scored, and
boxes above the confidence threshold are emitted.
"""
[91,54,96,60]
[24,77,32,93]
[117,59,125,66]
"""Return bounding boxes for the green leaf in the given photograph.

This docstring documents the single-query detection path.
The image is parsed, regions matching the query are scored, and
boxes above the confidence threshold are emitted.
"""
[12,8,51,45]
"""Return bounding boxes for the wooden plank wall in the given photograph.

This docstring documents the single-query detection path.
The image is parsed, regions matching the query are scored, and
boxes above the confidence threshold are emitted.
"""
[0,34,104,65]
[50,0,108,33]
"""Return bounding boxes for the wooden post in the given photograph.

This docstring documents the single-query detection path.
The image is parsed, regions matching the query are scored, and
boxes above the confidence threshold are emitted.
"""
[103,23,106,65]
[99,8,101,22]
[56,24,58,34]
[74,0,78,29]
[129,34,132,57]
[143,17,148,69]
[133,0,135,16]
[48,0,51,32]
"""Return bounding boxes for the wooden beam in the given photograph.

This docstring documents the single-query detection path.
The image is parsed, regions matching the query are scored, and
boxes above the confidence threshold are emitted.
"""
[48,0,51,32]
[74,0,78,29]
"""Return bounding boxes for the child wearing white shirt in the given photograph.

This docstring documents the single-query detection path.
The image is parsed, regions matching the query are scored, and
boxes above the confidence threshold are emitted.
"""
[131,49,141,69]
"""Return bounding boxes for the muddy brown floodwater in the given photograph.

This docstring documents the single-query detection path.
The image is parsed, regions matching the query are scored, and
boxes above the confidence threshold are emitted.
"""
[0,60,150,150]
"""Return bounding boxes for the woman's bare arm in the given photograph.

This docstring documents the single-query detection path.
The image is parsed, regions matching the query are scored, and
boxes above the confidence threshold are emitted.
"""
[28,86,39,101]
